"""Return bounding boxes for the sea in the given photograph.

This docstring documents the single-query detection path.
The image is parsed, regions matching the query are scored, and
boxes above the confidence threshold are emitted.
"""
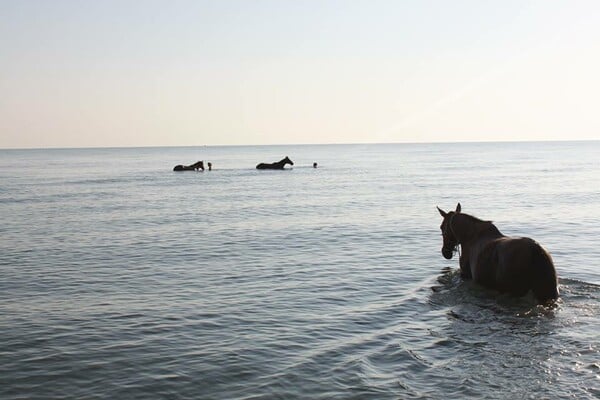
[1,142,599,399]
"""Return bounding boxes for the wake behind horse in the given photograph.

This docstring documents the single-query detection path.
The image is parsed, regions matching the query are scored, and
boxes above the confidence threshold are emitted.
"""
[437,203,558,304]
[173,161,204,171]
[256,156,294,170]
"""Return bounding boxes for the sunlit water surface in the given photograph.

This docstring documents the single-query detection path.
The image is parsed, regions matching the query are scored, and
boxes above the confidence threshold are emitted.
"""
[1,142,599,399]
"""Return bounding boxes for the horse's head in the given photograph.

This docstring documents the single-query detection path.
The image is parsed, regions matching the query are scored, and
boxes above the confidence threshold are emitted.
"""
[437,203,461,259]
[284,156,294,166]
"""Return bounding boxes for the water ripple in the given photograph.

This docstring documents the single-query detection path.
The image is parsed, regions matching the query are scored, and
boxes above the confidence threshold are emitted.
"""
[1,143,599,399]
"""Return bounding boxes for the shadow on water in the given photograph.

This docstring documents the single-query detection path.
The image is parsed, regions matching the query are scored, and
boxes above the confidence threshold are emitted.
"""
[419,267,600,399]
[430,267,558,319]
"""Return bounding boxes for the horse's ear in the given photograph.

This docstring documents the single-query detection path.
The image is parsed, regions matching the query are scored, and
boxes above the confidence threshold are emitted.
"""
[456,203,461,213]
[437,206,447,217]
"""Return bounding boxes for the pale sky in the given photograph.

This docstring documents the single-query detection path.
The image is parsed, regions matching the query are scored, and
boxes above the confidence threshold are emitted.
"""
[1,0,600,148]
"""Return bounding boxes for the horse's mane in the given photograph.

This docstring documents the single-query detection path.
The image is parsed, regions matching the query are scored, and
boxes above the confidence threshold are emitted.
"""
[459,213,488,224]
[458,212,501,236]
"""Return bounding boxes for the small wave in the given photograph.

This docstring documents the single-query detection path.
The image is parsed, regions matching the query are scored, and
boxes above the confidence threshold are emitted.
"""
[558,277,600,290]
[66,177,133,185]
[430,268,599,309]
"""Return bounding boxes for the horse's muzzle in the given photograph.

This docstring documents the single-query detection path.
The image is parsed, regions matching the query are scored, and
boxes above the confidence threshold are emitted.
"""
[442,247,453,259]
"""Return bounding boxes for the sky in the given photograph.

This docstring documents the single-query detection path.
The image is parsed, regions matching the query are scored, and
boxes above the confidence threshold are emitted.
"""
[1,0,600,148]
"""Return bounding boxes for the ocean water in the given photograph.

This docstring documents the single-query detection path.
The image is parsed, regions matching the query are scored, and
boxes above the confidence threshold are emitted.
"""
[1,142,599,399]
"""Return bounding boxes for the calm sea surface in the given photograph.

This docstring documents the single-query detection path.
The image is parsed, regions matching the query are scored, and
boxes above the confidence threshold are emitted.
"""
[1,142,599,399]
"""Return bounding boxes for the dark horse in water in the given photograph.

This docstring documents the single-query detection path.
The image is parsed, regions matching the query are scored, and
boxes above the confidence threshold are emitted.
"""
[256,156,294,170]
[437,203,558,304]
[173,161,204,171]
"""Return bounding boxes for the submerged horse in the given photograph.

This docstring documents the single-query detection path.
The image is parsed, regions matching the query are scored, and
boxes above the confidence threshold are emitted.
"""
[437,203,558,304]
[173,161,204,171]
[256,156,294,170]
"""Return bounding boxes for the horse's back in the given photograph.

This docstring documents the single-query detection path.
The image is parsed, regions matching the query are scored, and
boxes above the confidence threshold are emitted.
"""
[174,161,203,171]
[256,162,283,169]
[492,237,558,303]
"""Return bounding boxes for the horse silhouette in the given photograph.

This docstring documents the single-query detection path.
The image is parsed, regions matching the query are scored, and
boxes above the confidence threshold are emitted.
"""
[173,161,204,171]
[256,156,294,170]
[437,203,558,304]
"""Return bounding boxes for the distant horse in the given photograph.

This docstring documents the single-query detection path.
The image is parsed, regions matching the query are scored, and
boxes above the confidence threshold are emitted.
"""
[173,161,204,171]
[256,156,294,170]
[437,203,558,304]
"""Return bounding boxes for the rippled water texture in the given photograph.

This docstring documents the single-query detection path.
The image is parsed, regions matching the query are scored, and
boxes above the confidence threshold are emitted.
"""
[1,142,599,399]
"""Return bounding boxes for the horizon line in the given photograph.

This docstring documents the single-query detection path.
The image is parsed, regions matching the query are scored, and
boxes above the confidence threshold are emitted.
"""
[1,138,598,151]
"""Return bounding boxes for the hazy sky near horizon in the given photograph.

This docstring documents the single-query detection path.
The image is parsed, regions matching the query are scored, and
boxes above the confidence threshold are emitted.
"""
[1,0,600,148]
